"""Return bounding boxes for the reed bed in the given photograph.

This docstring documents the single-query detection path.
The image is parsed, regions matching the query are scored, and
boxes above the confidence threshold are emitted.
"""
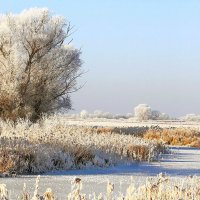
[88,125,200,147]
[143,128,200,147]
[0,116,165,174]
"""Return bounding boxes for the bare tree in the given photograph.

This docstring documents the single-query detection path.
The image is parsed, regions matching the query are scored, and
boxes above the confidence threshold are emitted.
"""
[0,8,82,121]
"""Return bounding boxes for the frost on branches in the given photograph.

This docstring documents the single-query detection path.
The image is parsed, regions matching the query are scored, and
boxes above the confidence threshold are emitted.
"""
[134,104,169,121]
[0,8,82,121]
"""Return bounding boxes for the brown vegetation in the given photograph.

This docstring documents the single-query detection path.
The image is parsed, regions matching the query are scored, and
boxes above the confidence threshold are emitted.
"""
[143,128,200,147]
[92,126,200,148]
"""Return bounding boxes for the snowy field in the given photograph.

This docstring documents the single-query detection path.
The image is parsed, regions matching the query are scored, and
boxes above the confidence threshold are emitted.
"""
[1,146,200,199]
[63,117,200,129]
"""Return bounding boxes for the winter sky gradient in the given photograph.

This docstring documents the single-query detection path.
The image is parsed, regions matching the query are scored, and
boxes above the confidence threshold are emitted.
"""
[0,0,200,117]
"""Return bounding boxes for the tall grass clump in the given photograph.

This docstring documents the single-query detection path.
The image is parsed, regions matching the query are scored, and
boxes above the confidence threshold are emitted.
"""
[0,115,165,174]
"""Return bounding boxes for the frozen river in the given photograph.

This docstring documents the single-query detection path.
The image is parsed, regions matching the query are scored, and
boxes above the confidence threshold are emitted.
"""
[1,146,200,199]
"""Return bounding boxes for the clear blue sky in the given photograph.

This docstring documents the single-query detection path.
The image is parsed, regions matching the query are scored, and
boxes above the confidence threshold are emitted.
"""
[0,0,200,117]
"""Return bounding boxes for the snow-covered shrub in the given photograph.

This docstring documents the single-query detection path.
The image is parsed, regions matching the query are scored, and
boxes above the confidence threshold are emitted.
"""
[134,104,152,121]
[80,110,89,119]
[0,184,8,199]
[65,108,137,120]
[93,110,104,117]
[93,110,113,119]
[134,104,170,121]
[158,112,170,120]
[70,110,131,120]
[0,115,164,174]
[151,110,161,120]
[180,114,200,122]
[126,113,134,118]
[151,111,170,120]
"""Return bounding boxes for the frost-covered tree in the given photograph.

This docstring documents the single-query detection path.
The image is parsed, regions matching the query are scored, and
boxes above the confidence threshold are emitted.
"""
[134,104,170,121]
[180,114,200,122]
[134,104,152,121]
[80,110,89,119]
[158,112,170,120]
[151,110,161,120]
[0,8,82,121]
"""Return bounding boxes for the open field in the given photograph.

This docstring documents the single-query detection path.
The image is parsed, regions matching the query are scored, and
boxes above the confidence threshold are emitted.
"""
[63,117,200,129]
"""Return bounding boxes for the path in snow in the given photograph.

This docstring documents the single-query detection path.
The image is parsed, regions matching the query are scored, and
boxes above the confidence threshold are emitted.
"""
[1,147,200,199]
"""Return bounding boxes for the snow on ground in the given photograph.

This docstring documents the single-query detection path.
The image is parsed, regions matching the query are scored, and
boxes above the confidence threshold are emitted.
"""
[1,146,200,199]
[63,118,200,129]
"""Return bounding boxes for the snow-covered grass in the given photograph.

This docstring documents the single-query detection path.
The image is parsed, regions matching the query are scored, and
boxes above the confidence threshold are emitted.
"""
[0,116,165,175]
[63,116,200,129]
[83,126,200,147]
[55,116,200,146]
[2,114,200,176]
[1,173,200,200]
